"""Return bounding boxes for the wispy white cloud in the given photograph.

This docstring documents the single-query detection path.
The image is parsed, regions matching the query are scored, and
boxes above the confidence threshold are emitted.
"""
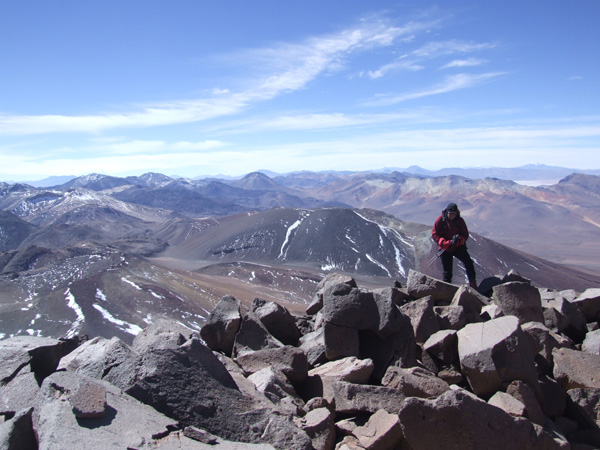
[412,40,495,58]
[0,18,421,137]
[362,38,495,79]
[363,72,507,106]
[441,57,487,69]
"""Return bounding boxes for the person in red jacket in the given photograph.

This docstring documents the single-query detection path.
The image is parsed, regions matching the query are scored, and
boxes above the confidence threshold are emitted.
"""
[432,202,477,288]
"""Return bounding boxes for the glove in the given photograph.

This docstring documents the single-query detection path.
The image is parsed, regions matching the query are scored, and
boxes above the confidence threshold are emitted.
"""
[456,236,466,246]
[439,238,452,250]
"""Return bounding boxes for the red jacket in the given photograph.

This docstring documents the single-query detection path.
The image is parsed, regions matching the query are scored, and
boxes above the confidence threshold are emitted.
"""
[432,212,469,251]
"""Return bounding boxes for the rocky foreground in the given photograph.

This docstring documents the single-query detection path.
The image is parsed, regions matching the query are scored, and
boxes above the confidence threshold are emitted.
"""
[2,269,600,449]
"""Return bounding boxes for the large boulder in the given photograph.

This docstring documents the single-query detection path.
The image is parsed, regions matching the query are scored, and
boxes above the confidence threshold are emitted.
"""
[568,388,600,428]
[398,388,564,450]
[320,282,378,330]
[406,269,458,303]
[349,409,404,450]
[308,356,374,384]
[0,408,37,450]
[1,336,81,415]
[582,329,600,355]
[400,296,439,344]
[572,288,600,322]
[32,371,178,450]
[235,345,309,385]
[62,321,311,449]
[306,273,357,316]
[492,282,544,324]
[200,295,243,356]
[553,347,600,389]
[322,379,406,415]
[457,316,539,397]
[381,366,450,399]
[296,406,336,450]
[233,312,284,358]
[450,285,489,322]
[252,298,301,346]
[542,294,588,342]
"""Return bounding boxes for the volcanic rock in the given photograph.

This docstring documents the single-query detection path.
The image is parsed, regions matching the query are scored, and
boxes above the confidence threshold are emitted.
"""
[457,315,539,397]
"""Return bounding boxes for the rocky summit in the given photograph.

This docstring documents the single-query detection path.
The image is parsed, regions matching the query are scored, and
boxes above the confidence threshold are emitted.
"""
[2,269,600,449]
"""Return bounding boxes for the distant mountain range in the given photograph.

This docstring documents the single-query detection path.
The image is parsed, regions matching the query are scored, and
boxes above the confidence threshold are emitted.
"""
[2,167,600,341]
[18,164,600,188]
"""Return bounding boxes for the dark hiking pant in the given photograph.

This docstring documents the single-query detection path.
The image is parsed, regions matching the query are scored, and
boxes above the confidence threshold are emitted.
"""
[441,245,476,284]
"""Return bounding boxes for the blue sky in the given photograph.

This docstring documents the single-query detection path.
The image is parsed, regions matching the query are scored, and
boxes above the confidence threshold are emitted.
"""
[1,0,599,181]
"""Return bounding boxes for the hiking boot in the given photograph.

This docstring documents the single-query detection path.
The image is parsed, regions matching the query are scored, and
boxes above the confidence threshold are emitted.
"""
[469,281,477,289]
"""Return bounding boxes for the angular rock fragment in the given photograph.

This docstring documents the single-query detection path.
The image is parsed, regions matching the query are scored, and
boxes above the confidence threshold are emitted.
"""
[200,295,243,356]
[297,407,336,450]
[406,269,458,303]
[235,345,309,385]
[572,288,600,322]
[322,379,406,415]
[492,281,544,324]
[381,366,450,399]
[0,407,37,450]
[398,388,558,450]
[308,356,374,384]
[457,315,539,397]
[400,296,439,344]
[553,347,600,389]
[252,298,301,346]
[352,409,403,450]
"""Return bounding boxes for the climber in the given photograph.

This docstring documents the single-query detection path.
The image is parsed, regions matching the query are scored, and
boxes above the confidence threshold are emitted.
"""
[432,202,477,289]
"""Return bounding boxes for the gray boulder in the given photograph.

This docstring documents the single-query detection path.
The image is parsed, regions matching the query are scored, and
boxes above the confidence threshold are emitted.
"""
[296,407,336,450]
[381,366,450,399]
[450,285,489,323]
[306,273,358,316]
[398,388,563,450]
[572,288,600,322]
[520,321,573,364]
[57,336,134,380]
[506,380,546,426]
[32,371,178,450]
[299,328,328,367]
[1,335,80,384]
[423,329,458,365]
[406,269,458,303]
[0,408,37,450]
[488,391,527,417]
[457,315,539,397]
[0,335,81,415]
[320,282,378,330]
[323,322,360,360]
[568,388,600,428]
[252,298,301,346]
[492,281,544,324]
[582,329,600,355]
[322,379,406,415]
[543,295,588,341]
[553,347,600,389]
[235,345,309,385]
[400,296,439,344]
[248,366,305,415]
[200,295,243,356]
[308,356,374,384]
[434,305,466,330]
[350,409,404,450]
[233,312,284,358]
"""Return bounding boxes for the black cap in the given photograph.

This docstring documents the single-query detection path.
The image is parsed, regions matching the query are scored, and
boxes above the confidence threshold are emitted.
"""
[446,203,458,212]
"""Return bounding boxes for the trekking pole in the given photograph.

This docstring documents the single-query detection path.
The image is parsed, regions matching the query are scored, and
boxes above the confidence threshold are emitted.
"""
[426,248,445,267]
